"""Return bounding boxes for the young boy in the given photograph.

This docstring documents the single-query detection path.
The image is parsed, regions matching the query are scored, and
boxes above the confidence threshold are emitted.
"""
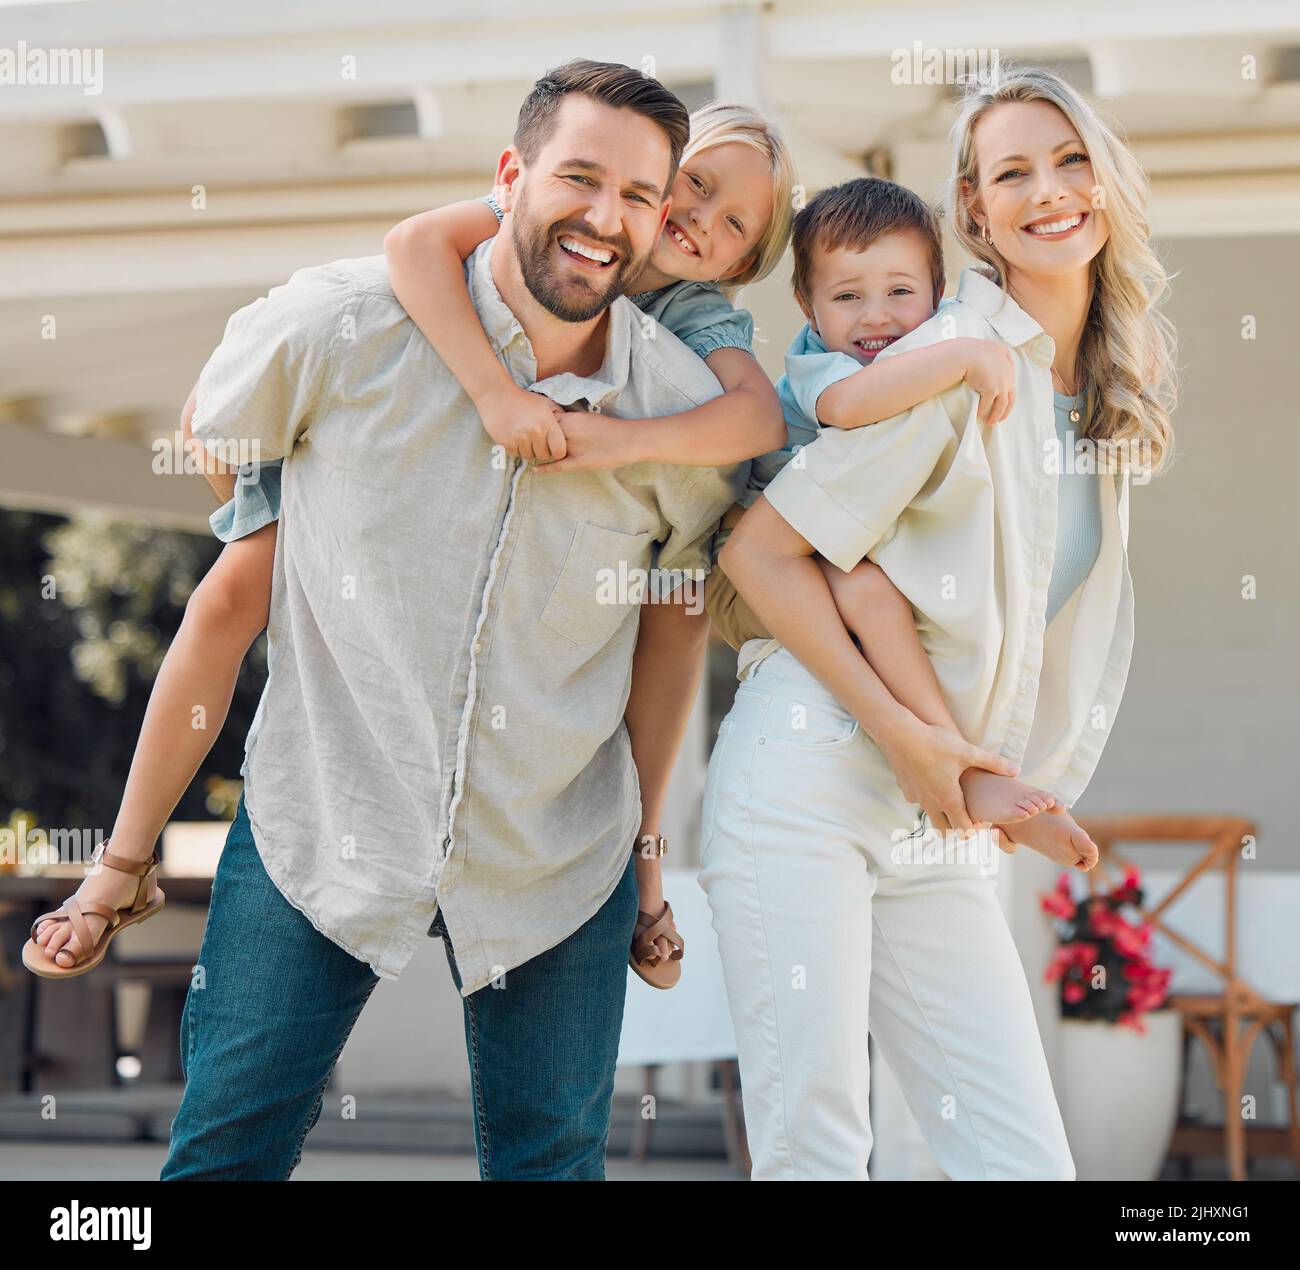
[704,176,1098,868]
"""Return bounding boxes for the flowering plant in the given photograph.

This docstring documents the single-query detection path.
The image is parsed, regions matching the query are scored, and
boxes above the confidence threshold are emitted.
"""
[1040,864,1172,1033]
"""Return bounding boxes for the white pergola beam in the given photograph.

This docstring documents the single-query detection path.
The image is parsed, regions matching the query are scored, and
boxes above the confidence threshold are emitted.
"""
[0,23,722,119]
[1090,39,1283,98]
[0,219,407,301]
[765,1,1300,61]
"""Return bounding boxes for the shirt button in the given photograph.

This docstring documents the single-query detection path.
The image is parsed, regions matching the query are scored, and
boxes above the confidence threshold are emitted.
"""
[471,640,482,655]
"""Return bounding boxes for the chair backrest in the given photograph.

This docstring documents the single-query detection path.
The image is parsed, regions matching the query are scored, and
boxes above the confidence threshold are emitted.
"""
[1076,815,1258,1001]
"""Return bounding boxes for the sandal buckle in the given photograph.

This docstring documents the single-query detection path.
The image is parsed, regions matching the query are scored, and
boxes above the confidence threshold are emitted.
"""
[636,833,667,859]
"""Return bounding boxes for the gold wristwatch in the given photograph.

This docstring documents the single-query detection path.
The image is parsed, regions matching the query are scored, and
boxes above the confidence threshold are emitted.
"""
[636,832,667,860]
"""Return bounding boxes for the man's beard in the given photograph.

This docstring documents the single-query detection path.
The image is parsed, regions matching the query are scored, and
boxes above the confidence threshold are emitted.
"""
[511,199,642,323]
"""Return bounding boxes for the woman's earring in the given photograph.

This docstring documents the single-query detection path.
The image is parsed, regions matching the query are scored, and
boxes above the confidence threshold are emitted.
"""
[981,223,993,246]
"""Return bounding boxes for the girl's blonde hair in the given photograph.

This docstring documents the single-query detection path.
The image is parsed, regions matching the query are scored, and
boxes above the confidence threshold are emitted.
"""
[943,61,1177,474]
[681,100,797,295]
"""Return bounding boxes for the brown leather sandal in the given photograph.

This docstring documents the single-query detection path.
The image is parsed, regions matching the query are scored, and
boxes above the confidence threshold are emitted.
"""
[630,902,684,990]
[22,842,166,980]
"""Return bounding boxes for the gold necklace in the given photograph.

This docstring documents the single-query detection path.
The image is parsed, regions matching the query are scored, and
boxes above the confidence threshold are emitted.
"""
[1052,366,1082,423]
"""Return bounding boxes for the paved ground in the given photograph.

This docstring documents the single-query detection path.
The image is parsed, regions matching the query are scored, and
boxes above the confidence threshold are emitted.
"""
[2,1085,1292,1181]
[1,1140,742,1181]
[4,1138,1295,1181]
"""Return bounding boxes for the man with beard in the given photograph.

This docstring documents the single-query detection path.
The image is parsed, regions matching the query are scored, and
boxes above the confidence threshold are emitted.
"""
[162,61,745,1181]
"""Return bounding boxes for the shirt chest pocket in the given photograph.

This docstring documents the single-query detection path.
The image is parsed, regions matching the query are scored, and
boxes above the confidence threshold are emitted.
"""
[540,521,658,646]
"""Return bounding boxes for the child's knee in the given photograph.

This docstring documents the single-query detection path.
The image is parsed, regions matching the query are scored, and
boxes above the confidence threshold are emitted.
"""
[843,561,908,619]
[825,559,902,622]
[186,551,268,634]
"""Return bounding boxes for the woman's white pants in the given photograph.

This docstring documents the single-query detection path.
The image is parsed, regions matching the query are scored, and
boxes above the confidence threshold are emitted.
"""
[699,647,1075,1181]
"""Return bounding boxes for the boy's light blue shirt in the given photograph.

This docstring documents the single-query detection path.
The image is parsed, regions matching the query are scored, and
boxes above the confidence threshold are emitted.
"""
[743,307,958,509]
[710,321,868,563]
[210,193,754,542]
[746,322,856,507]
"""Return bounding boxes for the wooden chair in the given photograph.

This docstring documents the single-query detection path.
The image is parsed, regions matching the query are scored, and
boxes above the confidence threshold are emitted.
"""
[1077,815,1300,1180]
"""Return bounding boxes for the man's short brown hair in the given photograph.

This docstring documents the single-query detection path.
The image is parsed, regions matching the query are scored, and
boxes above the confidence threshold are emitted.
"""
[513,59,690,193]
[792,177,945,310]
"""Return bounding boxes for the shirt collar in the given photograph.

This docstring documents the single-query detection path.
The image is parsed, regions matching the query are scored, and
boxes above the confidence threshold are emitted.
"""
[954,263,1056,370]
[787,321,830,360]
[466,237,633,410]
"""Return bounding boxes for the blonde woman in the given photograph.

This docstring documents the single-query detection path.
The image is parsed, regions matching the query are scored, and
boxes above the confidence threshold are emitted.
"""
[703,62,1176,1178]
[25,101,798,993]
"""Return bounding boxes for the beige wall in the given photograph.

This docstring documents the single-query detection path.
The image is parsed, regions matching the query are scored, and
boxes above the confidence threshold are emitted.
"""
[1077,234,1298,860]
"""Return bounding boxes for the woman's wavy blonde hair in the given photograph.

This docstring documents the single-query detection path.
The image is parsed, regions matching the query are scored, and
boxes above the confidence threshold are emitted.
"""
[943,61,1177,474]
[680,101,797,296]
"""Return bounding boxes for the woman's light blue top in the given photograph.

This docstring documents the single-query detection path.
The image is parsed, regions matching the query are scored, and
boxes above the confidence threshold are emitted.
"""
[1045,389,1102,623]
[208,194,754,543]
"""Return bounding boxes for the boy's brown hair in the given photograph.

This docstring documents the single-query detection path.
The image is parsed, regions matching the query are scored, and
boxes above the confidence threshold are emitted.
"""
[792,177,945,311]
[514,59,691,194]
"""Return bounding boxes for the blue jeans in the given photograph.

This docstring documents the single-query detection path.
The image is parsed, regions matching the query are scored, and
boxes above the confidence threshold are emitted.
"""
[161,794,637,1180]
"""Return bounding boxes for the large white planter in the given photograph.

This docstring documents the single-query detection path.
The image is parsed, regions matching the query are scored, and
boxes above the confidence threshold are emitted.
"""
[1057,1008,1182,1180]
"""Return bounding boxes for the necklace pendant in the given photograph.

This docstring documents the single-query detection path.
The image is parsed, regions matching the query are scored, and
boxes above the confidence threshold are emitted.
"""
[1069,407,1081,423]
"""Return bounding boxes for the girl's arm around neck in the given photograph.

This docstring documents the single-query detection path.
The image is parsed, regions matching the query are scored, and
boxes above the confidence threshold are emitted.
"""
[384,200,510,405]
[623,346,786,466]
[385,200,569,461]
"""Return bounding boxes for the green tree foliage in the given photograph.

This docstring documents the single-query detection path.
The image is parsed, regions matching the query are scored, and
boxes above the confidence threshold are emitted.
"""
[0,508,265,840]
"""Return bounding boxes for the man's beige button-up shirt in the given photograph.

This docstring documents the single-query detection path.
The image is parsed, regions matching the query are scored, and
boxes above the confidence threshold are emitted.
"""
[191,238,746,993]
[744,264,1135,808]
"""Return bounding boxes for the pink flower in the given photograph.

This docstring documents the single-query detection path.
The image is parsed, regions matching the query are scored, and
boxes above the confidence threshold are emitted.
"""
[1040,873,1077,921]
[1063,981,1086,1004]
[1045,949,1071,983]
[1074,942,1101,968]
[1112,922,1150,959]
[1089,906,1118,937]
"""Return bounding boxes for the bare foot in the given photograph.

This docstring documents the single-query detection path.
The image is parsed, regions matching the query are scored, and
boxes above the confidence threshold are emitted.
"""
[993,809,1098,871]
[32,850,148,968]
[960,768,1062,828]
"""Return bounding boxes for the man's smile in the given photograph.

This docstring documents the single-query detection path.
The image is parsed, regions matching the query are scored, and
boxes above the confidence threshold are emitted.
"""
[557,233,619,270]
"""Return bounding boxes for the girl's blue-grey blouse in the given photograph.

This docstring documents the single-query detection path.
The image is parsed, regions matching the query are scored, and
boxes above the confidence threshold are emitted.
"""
[209,193,755,542]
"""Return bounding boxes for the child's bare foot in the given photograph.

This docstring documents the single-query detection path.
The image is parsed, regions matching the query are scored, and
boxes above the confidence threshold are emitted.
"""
[993,809,1098,871]
[32,848,149,968]
[959,768,1061,828]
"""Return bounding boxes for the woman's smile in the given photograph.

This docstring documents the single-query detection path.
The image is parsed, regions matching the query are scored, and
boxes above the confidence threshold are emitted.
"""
[1021,210,1089,240]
